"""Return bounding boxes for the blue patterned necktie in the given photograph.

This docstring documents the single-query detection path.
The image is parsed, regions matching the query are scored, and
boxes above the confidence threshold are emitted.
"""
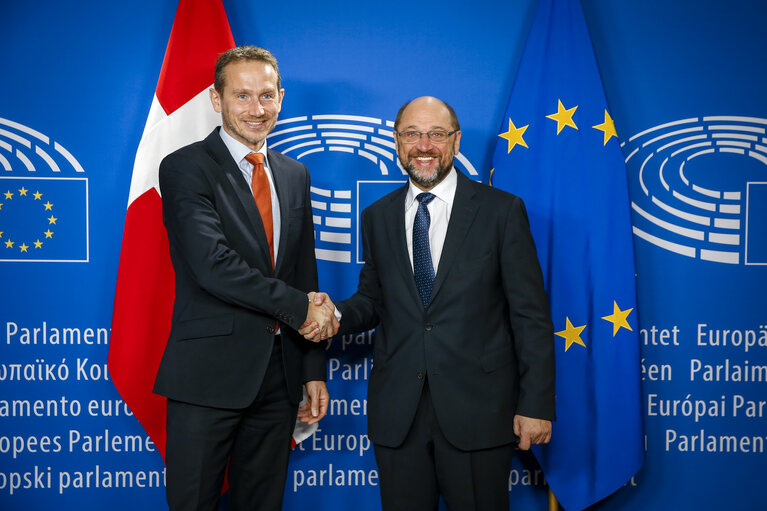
[413,192,436,308]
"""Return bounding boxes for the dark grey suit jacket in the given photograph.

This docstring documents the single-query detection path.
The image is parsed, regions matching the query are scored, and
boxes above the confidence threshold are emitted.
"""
[338,170,555,450]
[154,128,325,408]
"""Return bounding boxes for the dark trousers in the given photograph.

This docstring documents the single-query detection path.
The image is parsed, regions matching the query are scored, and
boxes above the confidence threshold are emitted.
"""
[373,381,514,511]
[165,336,297,511]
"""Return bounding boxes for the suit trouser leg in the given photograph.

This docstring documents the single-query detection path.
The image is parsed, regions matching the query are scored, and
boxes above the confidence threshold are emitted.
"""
[165,399,237,511]
[373,381,513,511]
[165,337,297,511]
[374,382,440,511]
[227,338,297,511]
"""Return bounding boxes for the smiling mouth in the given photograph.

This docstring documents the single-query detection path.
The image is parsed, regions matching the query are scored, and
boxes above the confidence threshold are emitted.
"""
[244,120,265,129]
[412,155,437,165]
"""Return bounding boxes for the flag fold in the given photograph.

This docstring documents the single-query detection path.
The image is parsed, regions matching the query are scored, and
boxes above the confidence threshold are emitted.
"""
[109,0,235,458]
[491,0,643,509]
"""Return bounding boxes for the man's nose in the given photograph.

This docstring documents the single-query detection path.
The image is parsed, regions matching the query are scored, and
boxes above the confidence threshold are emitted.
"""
[249,100,265,116]
[415,133,433,151]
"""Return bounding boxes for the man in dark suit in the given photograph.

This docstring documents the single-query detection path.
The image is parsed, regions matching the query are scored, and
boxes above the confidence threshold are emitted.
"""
[154,46,337,511]
[310,96,556,510]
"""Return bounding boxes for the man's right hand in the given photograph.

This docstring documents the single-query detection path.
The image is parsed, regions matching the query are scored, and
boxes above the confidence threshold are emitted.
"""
[299,292,339,342]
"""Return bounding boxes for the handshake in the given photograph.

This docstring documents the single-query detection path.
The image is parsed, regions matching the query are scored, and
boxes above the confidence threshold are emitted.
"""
[299,292,339,342]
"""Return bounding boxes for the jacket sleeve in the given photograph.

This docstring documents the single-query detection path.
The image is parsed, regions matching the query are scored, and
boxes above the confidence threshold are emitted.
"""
[501,196,556,420]
[294,166,326,382]
[337,208,382,335]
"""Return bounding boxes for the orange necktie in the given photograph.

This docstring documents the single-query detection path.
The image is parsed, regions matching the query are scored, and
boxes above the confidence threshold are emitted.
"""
[245,152,274,269]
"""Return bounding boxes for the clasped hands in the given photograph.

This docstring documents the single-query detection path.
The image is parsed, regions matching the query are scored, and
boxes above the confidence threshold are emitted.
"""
[299,292,339,342]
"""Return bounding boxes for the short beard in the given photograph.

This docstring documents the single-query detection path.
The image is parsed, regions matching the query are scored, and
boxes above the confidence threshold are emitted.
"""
[404,158,453,189]
[223,117,264,150]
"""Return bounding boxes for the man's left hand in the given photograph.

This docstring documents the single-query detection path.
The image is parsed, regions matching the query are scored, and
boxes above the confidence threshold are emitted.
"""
[298,380,329,424]
[513,415,552,450]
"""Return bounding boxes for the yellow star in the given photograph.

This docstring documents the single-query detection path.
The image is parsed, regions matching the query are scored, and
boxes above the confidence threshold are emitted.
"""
[44,201,53,210]
[18,187,28,196]
[593,110,618,145]
[4,190,13,200]
[0,231,3,237]
[19,243,29,252]
[498,118,529,153]
[48,215,58,225]
[34,239,43,249]
[44,230,53,238]
[5,239,13,248]
[555,317,587,352]
[0,203,3,210]
[546,99,578,134]
[601,301,634,337]
[33,191,42,200]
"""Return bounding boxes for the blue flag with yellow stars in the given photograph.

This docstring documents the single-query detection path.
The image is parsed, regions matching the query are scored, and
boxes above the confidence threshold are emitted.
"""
[491,0,643,509]
[0,177,88,262]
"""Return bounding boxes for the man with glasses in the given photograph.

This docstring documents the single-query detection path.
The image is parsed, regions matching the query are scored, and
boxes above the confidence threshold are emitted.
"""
[309,96,556,510]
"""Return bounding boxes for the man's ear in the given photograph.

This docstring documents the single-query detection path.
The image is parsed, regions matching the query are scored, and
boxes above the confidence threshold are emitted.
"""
[209,87,222,113]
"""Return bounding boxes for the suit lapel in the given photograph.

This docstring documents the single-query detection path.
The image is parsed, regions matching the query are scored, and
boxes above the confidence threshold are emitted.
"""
[430,171,478,303]
[268,149,291,273]
[383,185,423,306]
[205,129,274,272]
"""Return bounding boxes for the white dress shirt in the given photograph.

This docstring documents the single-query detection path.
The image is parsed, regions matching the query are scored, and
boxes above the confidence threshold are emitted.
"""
[219,128,285,333]
[404,168,457,274]
[219,128,282,264]
[337,169,458,323]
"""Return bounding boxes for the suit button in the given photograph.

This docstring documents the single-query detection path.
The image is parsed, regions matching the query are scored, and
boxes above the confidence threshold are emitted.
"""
[416,372,424,380]
[425,323,433,331]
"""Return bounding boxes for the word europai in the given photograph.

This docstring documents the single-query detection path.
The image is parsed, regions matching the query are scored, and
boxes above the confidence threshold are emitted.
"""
[648,393,765,422]
[697,323,767,353]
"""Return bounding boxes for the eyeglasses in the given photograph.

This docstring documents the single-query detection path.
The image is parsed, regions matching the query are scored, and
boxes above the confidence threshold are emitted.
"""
[396,130,458,143]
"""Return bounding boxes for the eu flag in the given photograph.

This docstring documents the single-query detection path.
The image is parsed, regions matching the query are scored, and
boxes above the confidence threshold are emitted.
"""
[491,0,643,509]
[0,177,88,262]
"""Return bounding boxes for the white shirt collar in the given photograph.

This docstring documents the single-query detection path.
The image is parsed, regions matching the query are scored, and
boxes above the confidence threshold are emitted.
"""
[218,127,268,166]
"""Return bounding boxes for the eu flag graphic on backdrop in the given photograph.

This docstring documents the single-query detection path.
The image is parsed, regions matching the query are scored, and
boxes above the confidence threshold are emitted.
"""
[491,0,643,509]
[0,177,88,262]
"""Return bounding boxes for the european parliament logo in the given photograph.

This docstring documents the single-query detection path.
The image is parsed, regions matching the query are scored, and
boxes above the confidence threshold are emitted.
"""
[0,117,89,262]
[623,116,767,265]
[267,114,478,265]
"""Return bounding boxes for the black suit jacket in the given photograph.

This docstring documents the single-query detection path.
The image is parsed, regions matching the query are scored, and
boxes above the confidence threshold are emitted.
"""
[338,170,555,450]
[154,128,325,409]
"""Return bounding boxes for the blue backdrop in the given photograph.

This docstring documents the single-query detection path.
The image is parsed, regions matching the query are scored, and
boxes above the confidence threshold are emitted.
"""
[1,0,765,509]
